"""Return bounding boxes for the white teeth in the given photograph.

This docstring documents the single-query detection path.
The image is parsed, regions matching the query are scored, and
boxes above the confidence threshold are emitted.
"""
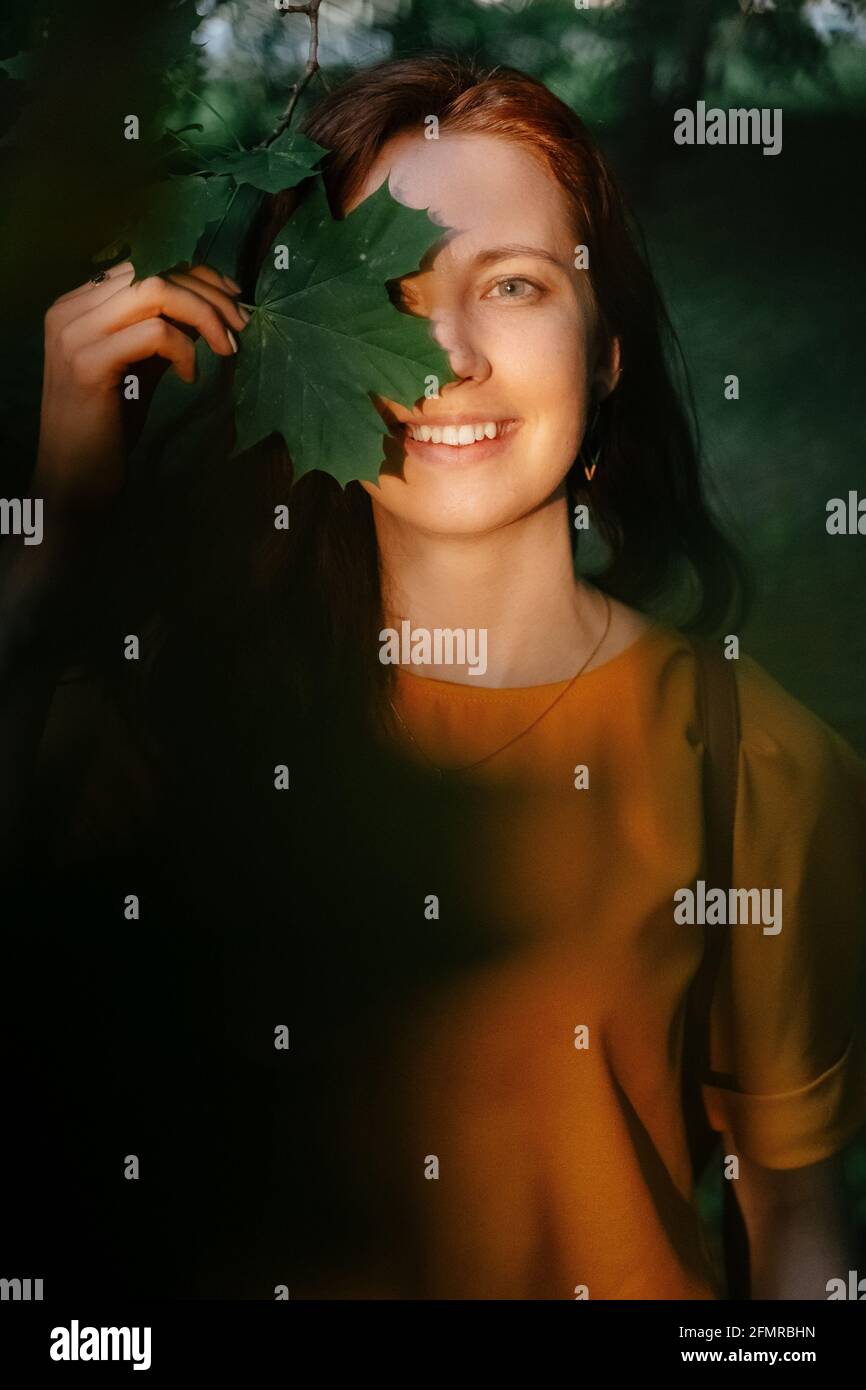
[407,420,505,445]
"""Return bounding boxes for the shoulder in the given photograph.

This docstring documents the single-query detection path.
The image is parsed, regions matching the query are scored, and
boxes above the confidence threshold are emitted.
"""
[642,620,865,786]
[592,611,866,805]
[732,650,865,793]
[630,623,866,812]
[723,653,866,880]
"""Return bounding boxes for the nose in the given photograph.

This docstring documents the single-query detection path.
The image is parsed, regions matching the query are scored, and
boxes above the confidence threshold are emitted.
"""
[430,310,491,388]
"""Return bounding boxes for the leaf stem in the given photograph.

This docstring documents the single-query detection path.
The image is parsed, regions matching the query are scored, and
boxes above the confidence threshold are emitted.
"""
[197,182,241,266]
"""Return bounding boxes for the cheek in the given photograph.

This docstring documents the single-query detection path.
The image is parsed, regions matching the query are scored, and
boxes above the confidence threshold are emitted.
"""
[495,312,589,462]
[496,307,587,401]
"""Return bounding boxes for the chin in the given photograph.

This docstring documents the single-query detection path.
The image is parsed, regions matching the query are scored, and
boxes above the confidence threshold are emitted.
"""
[365,461,571,536]
[366,487,539,539]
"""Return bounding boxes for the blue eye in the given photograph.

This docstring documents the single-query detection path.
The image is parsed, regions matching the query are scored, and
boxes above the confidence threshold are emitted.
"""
[487,276,544,302]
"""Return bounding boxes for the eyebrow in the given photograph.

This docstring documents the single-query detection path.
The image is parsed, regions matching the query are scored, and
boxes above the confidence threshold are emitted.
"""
[470,243,569,272]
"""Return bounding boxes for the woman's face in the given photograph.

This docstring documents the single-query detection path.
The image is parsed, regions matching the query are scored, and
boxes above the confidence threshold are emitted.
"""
[344,130,620,536]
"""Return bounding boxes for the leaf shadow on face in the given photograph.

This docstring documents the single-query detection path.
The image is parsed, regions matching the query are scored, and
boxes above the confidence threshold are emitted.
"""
[378,423,408,482]
[370,270,452,484]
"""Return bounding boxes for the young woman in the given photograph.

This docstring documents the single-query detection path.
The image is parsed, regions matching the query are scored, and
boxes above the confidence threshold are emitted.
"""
[5,57,866,1301]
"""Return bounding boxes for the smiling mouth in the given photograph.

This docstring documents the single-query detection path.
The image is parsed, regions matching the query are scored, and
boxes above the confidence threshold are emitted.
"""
[399,418,521,449]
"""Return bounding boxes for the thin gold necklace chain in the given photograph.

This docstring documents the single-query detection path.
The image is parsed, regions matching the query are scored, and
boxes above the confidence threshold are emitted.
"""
[387,591,613,781]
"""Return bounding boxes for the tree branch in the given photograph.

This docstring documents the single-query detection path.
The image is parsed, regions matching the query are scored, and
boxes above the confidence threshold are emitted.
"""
[266,0,323,146]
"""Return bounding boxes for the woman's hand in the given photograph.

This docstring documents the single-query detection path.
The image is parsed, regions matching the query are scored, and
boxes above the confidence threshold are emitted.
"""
[34,261,249,504]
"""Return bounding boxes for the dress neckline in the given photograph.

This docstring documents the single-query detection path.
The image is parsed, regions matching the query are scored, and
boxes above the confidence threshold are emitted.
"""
[392,619,672,699]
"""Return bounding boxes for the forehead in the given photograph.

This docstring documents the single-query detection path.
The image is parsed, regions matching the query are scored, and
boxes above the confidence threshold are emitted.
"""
[345,130,577,268]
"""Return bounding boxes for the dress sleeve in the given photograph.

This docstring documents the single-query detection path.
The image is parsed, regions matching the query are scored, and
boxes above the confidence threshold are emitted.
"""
[700,653,866,1169]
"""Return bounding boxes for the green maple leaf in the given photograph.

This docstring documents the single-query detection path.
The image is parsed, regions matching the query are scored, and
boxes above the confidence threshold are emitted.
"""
[232,174,455,485]
[126,173,234,281]
[203,128,328,195]
[193,181,265,285]
[110,131,324,281]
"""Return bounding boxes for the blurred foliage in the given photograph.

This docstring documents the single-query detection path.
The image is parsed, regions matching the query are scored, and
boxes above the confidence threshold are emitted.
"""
[174,0,866,156]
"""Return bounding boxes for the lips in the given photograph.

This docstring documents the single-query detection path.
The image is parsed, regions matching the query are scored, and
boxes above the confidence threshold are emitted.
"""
[373,400,521,465]
[405,419,517,445]
[401,418,522,464]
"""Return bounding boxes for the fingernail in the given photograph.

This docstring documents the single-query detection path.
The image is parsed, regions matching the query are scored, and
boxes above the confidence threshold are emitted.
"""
[226,329,238,354]
[223,275,242,293]
[236,304,251,326]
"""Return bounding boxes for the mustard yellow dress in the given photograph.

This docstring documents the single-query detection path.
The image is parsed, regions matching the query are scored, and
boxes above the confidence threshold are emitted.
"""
[377,622,866,1300]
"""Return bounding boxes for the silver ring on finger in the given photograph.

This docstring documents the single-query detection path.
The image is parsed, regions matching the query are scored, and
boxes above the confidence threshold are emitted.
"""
[89,270,108,286]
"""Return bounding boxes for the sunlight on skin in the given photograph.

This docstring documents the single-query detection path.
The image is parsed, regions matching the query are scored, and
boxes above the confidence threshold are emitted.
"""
[345,129,620,537]
[339,130,639,687]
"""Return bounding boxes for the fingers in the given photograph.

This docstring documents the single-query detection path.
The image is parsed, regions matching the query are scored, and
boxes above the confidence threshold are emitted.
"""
[163,268,248,333]
[61,274,244,360]
[44,261,248,397]
[55,259,240,306]
[181,263,242,295]
[45,264,136,337]
[48,261,242,325]
[54,260,136,306]
[72,317,199,388]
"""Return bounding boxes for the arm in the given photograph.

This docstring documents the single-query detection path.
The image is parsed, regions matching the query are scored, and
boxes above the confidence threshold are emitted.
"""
[0,511,87,869]
[1,261,246,870]
[727,1134,855,1300]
